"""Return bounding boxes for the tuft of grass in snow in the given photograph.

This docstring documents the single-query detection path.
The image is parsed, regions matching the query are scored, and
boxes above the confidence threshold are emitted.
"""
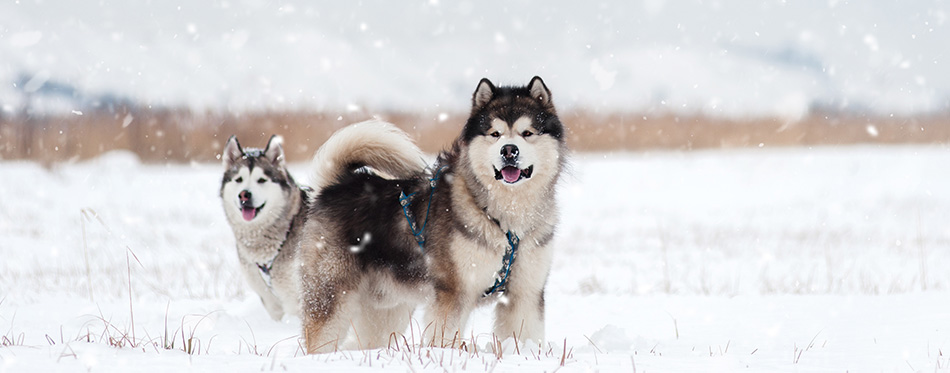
[792,331,824,364]
[160,309,218,355]
[0,298,26,348]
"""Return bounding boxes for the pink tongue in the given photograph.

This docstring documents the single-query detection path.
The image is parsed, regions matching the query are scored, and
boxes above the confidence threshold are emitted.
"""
[501,167,521,183]
[242,207,257,221]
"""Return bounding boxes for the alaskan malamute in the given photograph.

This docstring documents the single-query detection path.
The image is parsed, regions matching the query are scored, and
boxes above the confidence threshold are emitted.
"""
[299,77,566,353]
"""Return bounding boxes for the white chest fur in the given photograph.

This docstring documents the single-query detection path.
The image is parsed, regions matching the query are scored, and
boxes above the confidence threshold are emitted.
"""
[449,231,507,295]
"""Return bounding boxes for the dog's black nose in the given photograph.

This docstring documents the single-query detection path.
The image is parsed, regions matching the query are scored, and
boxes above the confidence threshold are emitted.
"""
[239,190,251,202]
[501,144,519,161]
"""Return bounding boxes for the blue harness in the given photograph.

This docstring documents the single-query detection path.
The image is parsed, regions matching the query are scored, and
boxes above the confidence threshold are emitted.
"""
[481,231,520,296]
[399,166,446,251]
[399,167,520,297]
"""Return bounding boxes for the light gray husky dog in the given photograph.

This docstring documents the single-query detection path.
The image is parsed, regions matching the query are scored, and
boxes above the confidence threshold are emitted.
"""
[221,135,309,321]
[298,77,567,353]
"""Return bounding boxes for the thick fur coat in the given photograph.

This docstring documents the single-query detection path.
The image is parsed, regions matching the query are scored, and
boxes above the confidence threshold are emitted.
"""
[220,135,309,321]
[297,77,566,353]
[420,76,567,346]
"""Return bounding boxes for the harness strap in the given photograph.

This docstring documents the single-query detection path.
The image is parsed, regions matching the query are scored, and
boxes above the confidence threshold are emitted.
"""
[400,166,447,252]
[257,260,275,288]
[483,231,520,297]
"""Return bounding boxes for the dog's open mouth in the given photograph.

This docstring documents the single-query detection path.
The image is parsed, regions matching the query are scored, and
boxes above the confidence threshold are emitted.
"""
[494,165,534,184]
[241,204,264,221]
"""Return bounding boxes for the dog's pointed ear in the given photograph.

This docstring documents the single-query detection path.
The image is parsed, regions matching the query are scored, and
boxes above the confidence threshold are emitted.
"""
[528,76,552,107]
[264,135,286,167]
[472,78,496,111]
[223,135,243,167]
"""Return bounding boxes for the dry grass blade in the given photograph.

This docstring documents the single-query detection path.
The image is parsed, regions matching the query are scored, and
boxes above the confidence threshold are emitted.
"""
[560,338,567,367]
[667,312,679,339]
[80,209,95,303]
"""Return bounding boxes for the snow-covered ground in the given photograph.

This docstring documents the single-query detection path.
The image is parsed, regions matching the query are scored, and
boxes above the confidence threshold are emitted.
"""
[2,0,949,118]
[2,146,949,372]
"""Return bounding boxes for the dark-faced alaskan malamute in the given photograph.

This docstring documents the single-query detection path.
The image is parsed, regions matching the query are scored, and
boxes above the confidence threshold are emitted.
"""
[299,77,566,353]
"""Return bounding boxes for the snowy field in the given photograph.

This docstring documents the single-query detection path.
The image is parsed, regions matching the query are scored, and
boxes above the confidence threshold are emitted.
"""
[1,145,949,372]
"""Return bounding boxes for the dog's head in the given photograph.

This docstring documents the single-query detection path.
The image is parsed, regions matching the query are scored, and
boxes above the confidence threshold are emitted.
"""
[460,76,566,193]
[220,135,296,226]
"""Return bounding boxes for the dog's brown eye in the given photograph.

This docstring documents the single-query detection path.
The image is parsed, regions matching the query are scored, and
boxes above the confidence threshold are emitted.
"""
[235,177,243,183]
[522,131,533,138]
[257,178,267,184]
[490,131,501,138]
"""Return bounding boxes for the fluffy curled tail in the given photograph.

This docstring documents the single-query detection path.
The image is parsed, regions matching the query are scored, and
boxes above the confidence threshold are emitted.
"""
[310,120,427,191]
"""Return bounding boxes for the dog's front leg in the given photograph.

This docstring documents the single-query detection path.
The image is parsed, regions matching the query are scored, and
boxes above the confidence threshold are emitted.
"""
[492,245,552,346]
[240,262,284,320]
[423,282,476,348]
[492,286,545,346]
